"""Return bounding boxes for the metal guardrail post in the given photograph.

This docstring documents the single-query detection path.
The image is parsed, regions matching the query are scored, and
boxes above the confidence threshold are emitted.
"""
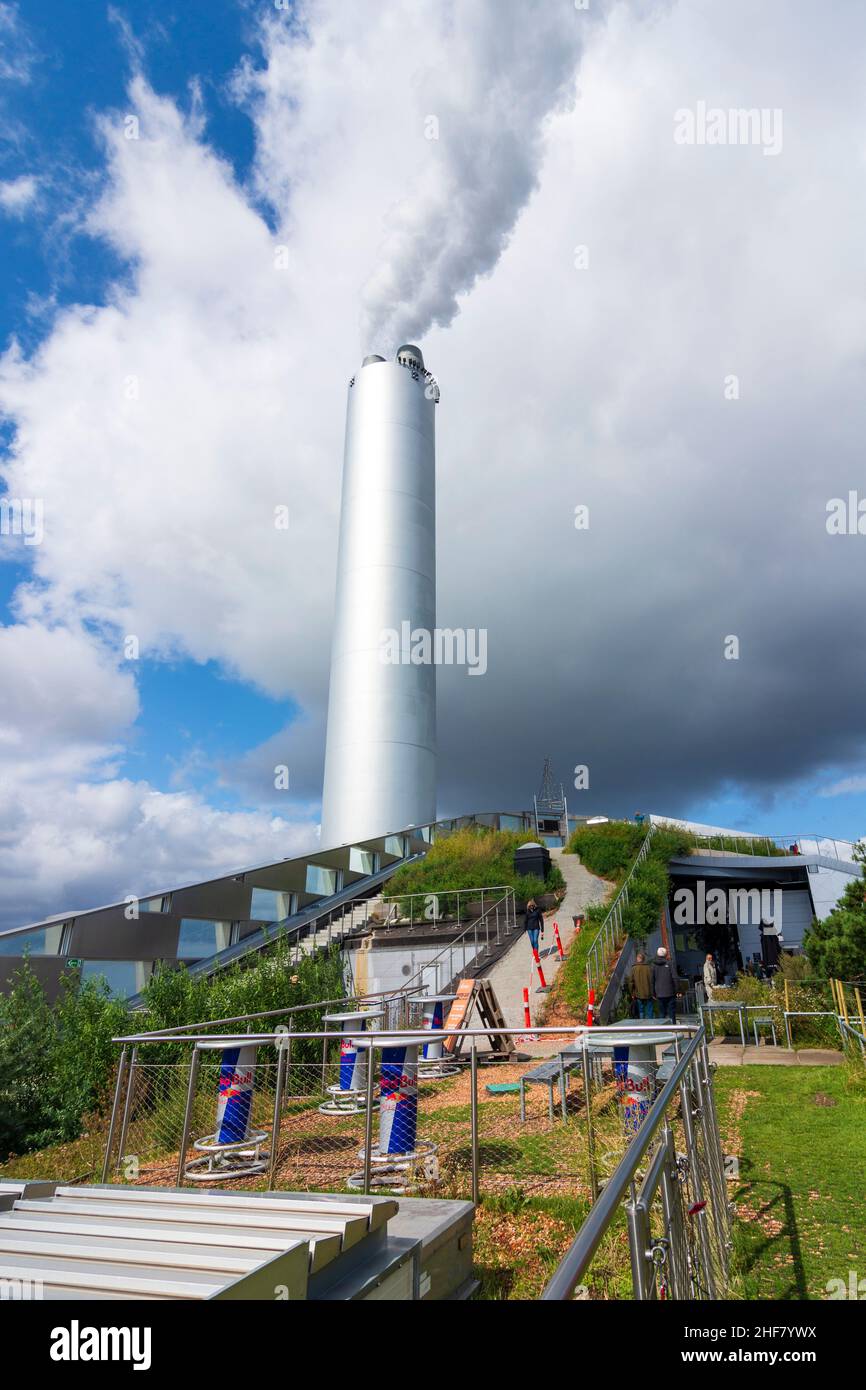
[693,1052,728,1267]
[362,1041,376,1193]
[267,1041,287,1189]
[176,1044,202,1188]
[100,1046,128,1183]
[541,1028,708,1301]
[659,1125,686,1299]
[470,1043,480,1205]
[626,1196,651,1300]
[321,1020,329,1095]
[581,1043,598,1201]
[678,1056,716,1298]
[115,1045,138,1175]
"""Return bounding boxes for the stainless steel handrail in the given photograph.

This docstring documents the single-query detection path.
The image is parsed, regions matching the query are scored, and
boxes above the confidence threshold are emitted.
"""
[540,1026,706,1300]
[585,824,655,996]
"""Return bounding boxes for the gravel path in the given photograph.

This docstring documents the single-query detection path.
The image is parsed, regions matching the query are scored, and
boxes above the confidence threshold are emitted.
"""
[481,848,610,1030]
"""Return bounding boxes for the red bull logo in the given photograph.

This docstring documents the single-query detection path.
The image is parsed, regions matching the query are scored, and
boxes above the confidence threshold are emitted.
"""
[215,1045,256,1145]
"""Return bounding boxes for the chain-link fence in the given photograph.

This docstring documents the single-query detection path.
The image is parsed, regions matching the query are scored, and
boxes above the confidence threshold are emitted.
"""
[541,1027,732,1301]
[103,1017,730,1295]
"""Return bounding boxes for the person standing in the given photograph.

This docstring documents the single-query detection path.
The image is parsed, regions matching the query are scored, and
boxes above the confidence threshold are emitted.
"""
[524,898,545,954]
[702,952,718,1001]
[627,951,655,1019]
[652,946,681,1023]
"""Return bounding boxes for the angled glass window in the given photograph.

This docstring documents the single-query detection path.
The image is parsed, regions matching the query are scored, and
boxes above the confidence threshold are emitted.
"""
[81,960,149,997]
[349,847,376,875]
[249,888,293,922]
[139,895,171,912]
[176,919,232,959]
[0,924,64,956]
[384,836,406,858]
[304,864,338,896]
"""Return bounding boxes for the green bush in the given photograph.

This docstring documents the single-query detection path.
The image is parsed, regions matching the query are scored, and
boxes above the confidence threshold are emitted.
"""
[805,870,866,982]
[0,931,346,1163]
[139,935,346,1066]
[711,976,839,1048]
[0,963,129,1161]
[387,827,564,917]
[565,821,648,877]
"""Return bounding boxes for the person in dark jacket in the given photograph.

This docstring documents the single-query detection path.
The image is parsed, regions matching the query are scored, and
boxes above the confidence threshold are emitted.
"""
[652,947,681,1022]
[524,899,545,953]
[627,952,655,1019]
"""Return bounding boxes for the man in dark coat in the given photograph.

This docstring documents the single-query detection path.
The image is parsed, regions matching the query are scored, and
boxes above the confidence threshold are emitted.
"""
[627,951,655,1019]
[652,946,681,1022]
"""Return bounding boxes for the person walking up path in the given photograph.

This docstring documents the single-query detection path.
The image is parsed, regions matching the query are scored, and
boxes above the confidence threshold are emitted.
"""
[627,950,655,1019]
[652,946,682,1023]
[482,848,610,1031]
[524,898,544,953]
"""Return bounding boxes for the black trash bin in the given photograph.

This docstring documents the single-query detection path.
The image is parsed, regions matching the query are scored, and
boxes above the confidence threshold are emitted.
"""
[513,840,551,882]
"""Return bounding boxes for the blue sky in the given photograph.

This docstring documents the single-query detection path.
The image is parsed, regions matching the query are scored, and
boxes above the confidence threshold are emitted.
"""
[1,0,866,930]
[0,2,290,811]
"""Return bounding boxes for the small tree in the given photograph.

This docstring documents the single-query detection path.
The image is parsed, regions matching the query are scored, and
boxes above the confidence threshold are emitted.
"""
[805,870,866,981]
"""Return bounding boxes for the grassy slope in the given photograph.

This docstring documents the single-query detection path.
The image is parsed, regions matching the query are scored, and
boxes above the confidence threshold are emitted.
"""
[715,1064,866,1299]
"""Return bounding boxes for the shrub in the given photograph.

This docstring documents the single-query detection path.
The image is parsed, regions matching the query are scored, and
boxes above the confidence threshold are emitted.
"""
[387,827,564,916]
[139,936,346,1066]
[0,932,346,1163]
[566,822,648,877]
[711,976,839,1048]
[0,963,129,1161]
[805,871,866,982]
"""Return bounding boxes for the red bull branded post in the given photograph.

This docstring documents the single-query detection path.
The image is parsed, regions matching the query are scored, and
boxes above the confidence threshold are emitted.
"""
[319,1009,384,1115]
[378,1038,420,1155]
[216,1044,256,1143]
[184,1041,270,1182]
[348,1034,438,1192]
[411,994,459,1077]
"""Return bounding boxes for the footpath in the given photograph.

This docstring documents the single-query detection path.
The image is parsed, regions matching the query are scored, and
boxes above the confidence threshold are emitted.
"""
[481,847,609,1031]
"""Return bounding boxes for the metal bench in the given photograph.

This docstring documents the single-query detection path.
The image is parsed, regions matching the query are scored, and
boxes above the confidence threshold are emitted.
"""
[519,1051,585,1123]
[750,1013,777,1047]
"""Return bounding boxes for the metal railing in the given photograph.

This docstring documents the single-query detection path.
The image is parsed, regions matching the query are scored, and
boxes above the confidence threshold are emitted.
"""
[681,831,860,864]
[100,1017,728,1303]
[585,825,656,997]
[380,885,515,932]
[541,1026,731,1301]
[380,888,518,997]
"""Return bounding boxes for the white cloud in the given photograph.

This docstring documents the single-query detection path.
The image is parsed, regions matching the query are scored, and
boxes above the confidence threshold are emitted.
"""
[0,173,37,214]
[0,773,318,929]
[3,0,866,928]
[819,776,866,799]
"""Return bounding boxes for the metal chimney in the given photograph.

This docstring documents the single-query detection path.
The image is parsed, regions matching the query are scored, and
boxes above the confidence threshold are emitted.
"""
[320,346,439,847]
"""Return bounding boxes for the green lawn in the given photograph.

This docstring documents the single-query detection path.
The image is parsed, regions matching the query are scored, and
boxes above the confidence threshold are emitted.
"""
[715,1064,866,1299]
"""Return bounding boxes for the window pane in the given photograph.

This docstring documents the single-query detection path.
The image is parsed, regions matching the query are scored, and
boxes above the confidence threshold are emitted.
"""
[349,847,375,875]
[384,836,405,857]
[176,919,231,959]
[305,864,337,896]
[249,888,292,921]
[0,924,63,956]
[139,896,169,913]
[80,960,148,997]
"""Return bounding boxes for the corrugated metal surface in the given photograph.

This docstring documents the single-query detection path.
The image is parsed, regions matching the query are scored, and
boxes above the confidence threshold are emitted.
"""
[0,1184,403,1300]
